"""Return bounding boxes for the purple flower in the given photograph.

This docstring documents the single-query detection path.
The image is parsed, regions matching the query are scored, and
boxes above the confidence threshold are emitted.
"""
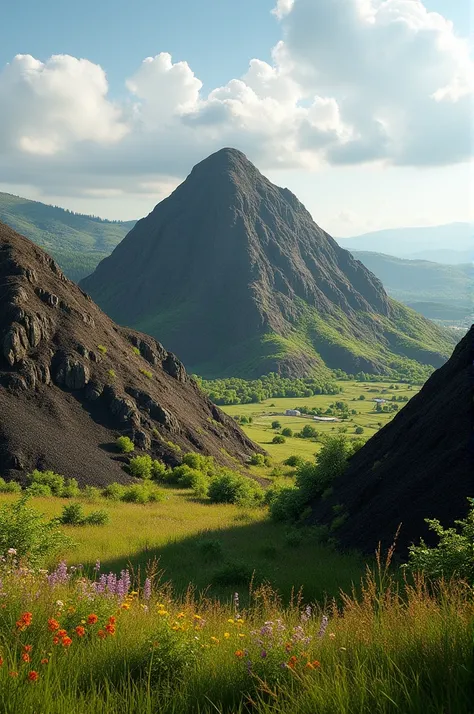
[94,559,101,572]
[143,578,151,601]
[260,649,267,659]
[301,604,312,623]
[317,615,329,638]
[233,592,240,616]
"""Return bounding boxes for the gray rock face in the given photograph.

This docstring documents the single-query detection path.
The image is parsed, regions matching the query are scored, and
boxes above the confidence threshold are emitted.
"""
[3,323,29,366]
[84,381,104,401]
[146,399,179,431]
[134,429,151,450]
[53,354,90,390]
[162,353,186,382]
[109,395,139,425]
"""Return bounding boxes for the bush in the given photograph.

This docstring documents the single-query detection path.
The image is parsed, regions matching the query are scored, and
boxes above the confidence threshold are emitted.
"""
[102,483,126,501]
[121,484,164,504]
[80,486,102,502]
[26,483,53,497]
[0,478,21,494]
[116,436,135,454]
[84,510,110,526]
[58,503,84,525]
[407,499,474,580]
[283,455,304,468]
[198,538,224,562]
[271,421,281,429]
[211,561,253,587]
[272,435,286,444]
[250,453,265,466]
[128,455,155,479]
[97,344,107,355]
[170,465,205,489]
[0,496,73,565]
[208,471,264,507]
[26,469,65,496]
[281,427,293,437]
[140,369,153,379]
[355,426,364,435]
[182,453,216,475]
[300,425,319,440]
[268,487,302,522]
[62,479,81,498]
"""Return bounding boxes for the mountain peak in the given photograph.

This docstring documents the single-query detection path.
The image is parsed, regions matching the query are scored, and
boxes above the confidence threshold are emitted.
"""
[82,152,454,379]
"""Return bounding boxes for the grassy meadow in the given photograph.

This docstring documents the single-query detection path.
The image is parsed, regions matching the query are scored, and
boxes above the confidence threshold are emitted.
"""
[222,380,418,462]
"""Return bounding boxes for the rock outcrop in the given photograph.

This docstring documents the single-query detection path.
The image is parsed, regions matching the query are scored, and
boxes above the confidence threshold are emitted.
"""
[0,222,261,486]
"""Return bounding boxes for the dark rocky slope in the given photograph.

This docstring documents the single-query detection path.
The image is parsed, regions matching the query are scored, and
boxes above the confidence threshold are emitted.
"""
[0,222,260,486]
[309,327,473,553]
[82,148,453,378]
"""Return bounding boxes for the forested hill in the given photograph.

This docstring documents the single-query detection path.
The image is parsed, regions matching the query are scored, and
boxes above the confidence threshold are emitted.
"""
[0,192,135,281]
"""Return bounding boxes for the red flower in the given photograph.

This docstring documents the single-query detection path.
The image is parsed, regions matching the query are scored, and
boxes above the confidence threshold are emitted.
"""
[28,671,39,682]
[287,655,298,670]
[57,629,67,638]
[0,657,3,667]
[87,614,98,625]
[23,645,33,653]
[105,623,116,635]
[21,653,30,663]
[61,636,72,648]
[41,658,49,665]
[75,626,86,637]
[16,612,33,630]
[52,636,60,645]
[97,629,106,639]
[48,619,60,632]
[108,616,116,625]
[9,671,18,678]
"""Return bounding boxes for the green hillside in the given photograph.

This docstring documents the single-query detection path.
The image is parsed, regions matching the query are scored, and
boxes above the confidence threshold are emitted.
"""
[352,251,473,321]
[0,192,135,281]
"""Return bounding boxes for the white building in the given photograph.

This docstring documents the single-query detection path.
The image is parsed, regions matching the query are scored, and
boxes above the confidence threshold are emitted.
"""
[285,409,301,416]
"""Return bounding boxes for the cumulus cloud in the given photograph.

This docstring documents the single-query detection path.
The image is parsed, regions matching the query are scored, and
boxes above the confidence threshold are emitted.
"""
[0,0,472,200]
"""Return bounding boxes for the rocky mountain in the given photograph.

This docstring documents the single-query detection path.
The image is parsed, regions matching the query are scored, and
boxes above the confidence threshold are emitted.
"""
[0,192,134,282]
[309,326,473,553]
[82,148,454,379]
[0,222,260,487]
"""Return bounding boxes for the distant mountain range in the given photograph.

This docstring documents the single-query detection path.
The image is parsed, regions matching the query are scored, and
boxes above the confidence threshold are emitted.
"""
[338,223,472,264]
[81,148,454,379]
[351,252,473,322]
[0,192,134,282]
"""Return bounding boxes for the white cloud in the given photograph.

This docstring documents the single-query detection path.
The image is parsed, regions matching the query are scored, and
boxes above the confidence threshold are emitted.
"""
[0,0,472,201]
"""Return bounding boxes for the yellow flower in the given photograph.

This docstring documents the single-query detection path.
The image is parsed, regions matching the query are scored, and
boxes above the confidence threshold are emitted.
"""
[329,633,336,639]
[121,603,131,610]
[224,632,230,639]
[238,633,245,639]
[157,610,169,617]
[177,612,186,619]
[130,591,138,596]
[227,619,234,624]
[210,637,219,644]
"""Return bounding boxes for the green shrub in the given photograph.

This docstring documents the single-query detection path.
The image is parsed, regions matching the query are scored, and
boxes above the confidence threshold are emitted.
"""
[83,509,110,526]
[271,420,281,430]
[140,369,153,379]
[192,478,209,499]
[151,460,168,481]
[198,538,224,562]
[182,452,216,475]
[107,369,116,381]
[0,496,73,565]
[121,484,164,504]
[355,426,364,434]
[129,455,154,479]
[208,471,264,507]
[116,436,135,454]
[58,503,84,525]
[171,465,205,489]
[0,478,22,494]
[97,344,107,355]
[407,499,474,580]
[61,478,81,498]
[26,483,52,497]
[281,427,293,437]
[26,469,65,496]
[268,486,302,522]
[80,485,102,502]
[102,483,126,501]
[250,453,265,466]
[211,560,253,587]
[132,346,140,355]
[300,424,319,439]
[272,435,286,444]
[283,455,304,468]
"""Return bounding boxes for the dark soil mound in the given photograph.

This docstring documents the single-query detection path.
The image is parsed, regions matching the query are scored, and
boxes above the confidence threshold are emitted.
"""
[309,327,473,553]
[81,148,453,378]
[0,222,261,487]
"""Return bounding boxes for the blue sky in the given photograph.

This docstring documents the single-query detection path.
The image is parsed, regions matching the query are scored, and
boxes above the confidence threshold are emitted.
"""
[0,0,472,236]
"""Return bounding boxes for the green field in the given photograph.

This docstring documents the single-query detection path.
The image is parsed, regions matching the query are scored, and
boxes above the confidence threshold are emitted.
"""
[222,380,418,462]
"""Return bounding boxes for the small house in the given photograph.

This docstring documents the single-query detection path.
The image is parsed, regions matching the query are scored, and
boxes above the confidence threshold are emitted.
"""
[285,409,301,416]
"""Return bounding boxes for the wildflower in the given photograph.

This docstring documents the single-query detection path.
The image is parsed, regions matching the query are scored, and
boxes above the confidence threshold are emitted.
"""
[0,657,3,666]
[227,618,234,624]
[285,642,292,652]
[21,653,30,663]
[143,578,152,601]
[57,629,67,638]
[61,636,72,647]
[224,632,230,639]
[210,637,219,644]
[234,650,245,658]
[329,632,336,639]
[67,606,76,615]
[238,633,245,639]
[98,629,106,639]
[56,600,64,609]
[75,626,86,637]
[260,650,267,659]
[301,604,312,623]
[108,616,116,625]
[16,612,33,630]
[194,614,203,620]
[23,645,32,653]
[105,623,116,635]
[94,559,101,572]
[9,671,18,678]
[7,548,17,555]
[48,619,60,632]
[52,637,60,646]
[28,671,39,682]
[317,615,329,639]
[177,612,186,619]
[287,655,298,670]
[121,603,131,611]
[87,614,98,625]
[41,658,48,665]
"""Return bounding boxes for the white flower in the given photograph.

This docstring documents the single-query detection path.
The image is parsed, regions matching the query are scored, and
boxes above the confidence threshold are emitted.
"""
[56,600,64,608]
[7,548,17,555]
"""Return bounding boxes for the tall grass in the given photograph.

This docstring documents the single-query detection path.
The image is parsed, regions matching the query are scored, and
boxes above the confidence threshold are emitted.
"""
[0,554,471,714]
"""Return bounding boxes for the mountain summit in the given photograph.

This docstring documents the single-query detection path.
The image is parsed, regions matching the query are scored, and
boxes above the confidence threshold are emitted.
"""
[82,148,453,378]
[0,221,259,485]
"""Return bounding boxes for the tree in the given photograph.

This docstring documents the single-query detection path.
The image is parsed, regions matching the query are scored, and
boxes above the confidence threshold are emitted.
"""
[281,427,293,437]
[271,420,282,430]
